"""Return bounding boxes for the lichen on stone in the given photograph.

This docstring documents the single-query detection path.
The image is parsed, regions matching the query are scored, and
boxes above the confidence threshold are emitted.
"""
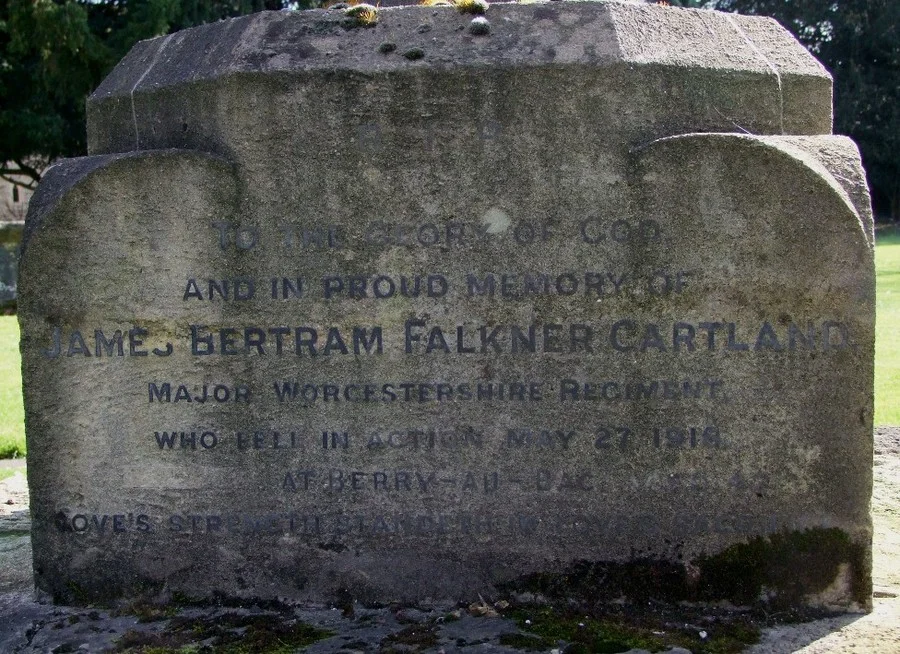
[455,0,489,15]
[469,16,491,35]
[343,3,379,28]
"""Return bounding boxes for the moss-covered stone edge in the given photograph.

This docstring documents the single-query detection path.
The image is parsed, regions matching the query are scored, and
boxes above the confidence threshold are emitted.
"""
[500,527,871,611]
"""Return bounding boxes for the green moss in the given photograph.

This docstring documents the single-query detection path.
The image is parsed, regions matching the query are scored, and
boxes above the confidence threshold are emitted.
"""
[455,0,488,14]
[114,629,193,653]
[63,580,90,605]
[115,600,178,623]
[114,612,332,654]
[505,608,666,653]
[403,48,425,61]
[500,607,759,654]
[696,527,871,608]
[502,528,868,610]
[213,615,330,653]
[343,4,378,28]
[496,528,867,654]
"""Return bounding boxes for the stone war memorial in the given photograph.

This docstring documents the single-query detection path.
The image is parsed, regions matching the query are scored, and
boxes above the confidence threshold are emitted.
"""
[19,0,875,610]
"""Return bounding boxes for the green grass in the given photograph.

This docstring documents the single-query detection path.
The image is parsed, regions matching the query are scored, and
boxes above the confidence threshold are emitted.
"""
[875,226,900,425]
[0,316,25,458]
[0,230,897,459]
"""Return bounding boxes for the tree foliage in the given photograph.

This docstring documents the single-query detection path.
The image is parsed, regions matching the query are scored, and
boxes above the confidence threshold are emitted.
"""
[0,0,106,187]
[0,0,292,189]
[1,0,898,220]
[713,0,900,220]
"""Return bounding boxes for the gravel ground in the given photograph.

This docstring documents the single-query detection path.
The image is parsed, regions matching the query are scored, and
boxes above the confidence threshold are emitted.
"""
[1,428,898,654]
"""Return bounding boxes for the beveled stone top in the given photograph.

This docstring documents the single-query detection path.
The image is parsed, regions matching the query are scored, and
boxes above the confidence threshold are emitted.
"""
[87,0,832,156]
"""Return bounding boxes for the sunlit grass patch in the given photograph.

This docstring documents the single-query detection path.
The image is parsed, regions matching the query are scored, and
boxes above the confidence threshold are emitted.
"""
[0,316,25,458]
[875,226,900,425]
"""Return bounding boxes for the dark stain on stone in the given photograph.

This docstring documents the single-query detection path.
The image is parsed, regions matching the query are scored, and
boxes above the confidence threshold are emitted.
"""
[334,587,356,617]
[532,6,558,20]
[242,51,272,68]
[501,528,870,611]
[696,527,870,608]
[288,40,318,59]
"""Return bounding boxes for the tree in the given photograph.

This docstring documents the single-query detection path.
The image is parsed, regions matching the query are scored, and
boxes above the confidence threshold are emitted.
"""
[0,0,108,189]
[0,0,294,191]
[713,0,899,221]
[2,0,898,220]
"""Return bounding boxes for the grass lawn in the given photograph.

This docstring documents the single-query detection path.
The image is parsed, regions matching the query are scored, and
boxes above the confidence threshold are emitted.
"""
[0,315,25,458]
[875,226,900,425]
[0,468,18,482]
[0,230,897,459]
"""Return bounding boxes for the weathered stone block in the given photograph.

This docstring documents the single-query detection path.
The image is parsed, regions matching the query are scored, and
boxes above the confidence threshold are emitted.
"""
[20,2,873,610]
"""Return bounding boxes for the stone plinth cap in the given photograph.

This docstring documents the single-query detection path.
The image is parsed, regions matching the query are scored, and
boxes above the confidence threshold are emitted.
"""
[90,1,828,88]
[87,0,832,155]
